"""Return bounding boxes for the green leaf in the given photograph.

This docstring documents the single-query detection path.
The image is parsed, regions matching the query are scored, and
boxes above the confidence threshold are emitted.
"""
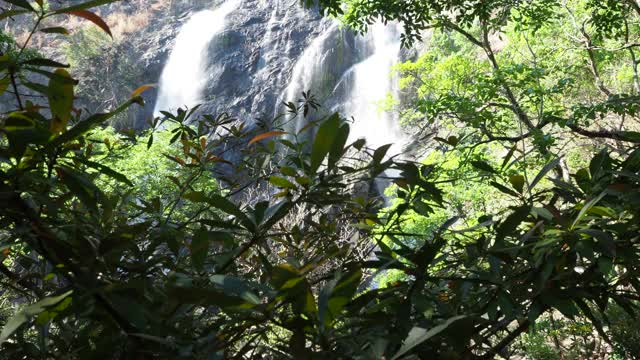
[76,159,133,186]
[470,160,497,174]
[589,149,609,180]
[44,98,137,151]
[574,298,611,344]
[271,264,317,316]
[210,275,261,305]
[52,0,119,13]
[571,191,607,229]
[183,192,254,231]
[497,206,530,242]
[191,229,210,271]
[57,165,101,214]
[597,257,613,275]
[0,9,30,20]
[0,291,72,344]
[22,58,69,68]
[47,68,74,133]
[530,158,560,190]
[490,181,520,197]
[3,0,34,11]
[0,75,9,96]
[328,123,349,169]
[39,26,70,35]
[501,144,517,169]
[509,174,525,193]
[269,176,297,189]
[318,267,362,329]
[310,113,340,173]
[392,315,468,359]
[372,143,392,164]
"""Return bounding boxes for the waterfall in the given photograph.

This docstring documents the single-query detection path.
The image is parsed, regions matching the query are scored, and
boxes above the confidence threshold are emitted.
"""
[342,23,404,153]
[282,21,405,154]
[281,22,340,132]
[154,0,239,115]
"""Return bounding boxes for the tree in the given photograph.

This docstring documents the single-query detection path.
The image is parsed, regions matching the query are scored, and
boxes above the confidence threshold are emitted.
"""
[1,0,639,359]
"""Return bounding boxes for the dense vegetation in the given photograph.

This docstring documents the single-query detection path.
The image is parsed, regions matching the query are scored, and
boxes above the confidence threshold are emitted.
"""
[1,0,640,359]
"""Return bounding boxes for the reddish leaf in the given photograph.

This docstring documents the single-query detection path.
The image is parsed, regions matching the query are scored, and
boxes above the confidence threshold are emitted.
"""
[248,131,287,145]
[67,10,112,38]
[131,84,155,98]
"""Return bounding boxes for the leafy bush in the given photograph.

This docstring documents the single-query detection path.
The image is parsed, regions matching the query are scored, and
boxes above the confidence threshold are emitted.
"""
[1,0,640,359]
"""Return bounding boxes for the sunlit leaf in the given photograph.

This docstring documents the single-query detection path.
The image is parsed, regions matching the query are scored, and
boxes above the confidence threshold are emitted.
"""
[130,83,155,98]
[248,130,287,145]
[47,68,74,134]
[392,315,468,359]
[0,291,72,344]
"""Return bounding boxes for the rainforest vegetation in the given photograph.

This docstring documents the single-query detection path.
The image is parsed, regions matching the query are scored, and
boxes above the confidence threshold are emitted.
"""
[1,0,640,358]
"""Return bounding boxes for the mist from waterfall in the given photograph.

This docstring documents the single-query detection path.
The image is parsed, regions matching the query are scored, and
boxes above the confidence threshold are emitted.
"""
[154,1,239,115]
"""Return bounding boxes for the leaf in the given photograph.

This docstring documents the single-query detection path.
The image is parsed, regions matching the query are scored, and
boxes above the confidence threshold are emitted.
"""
[470,160,497,174]
[191,229,210,271]
[65,10,112,38]
[372,143,392,165]
[0,75,9,96]
[53,0,120,14]
[271,264,316,316]
[571,191,607,229]
[22,58,69,68]
[45,98,137,151]
[574,298,611,344]
[328,123,349,169]
[0,291,72,344]
[39,26,69,35]
[501,144,517,169]
[3,0,34,11]
[248,131,287,145]
[76,159,133,186]
[269,176,296,190]
[210,275,261,305]
[47,68,74,133]
[497,206,531,243]
[318,267,362,329]
[183,192,254,231]
[0,9,30,20]
[57,165,101,214]
[310,113,340,173]
[130,83,155,98]
[530,158,560,190]
[392,315,468,359]
[490,181,520,197]
[509,174,525,193]
[589,149,609,180]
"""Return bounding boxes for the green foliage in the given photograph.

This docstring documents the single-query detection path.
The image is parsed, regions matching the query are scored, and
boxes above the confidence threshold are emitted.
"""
[1,0,640,359]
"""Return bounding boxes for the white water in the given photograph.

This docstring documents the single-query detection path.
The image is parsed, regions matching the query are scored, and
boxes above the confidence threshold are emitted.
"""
[282,22,339,132]
[155,0,406,156]
[282,21,406,155]
[342,23,404,154]
[154,1,239,115]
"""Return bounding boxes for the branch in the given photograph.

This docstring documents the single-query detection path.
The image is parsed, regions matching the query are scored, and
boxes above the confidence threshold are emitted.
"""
[567,124,640,143]
[476,319,531,360]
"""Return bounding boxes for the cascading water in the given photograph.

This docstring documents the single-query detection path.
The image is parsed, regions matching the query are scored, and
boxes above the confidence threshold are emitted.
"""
[341,23,404,153]
[153,0,239,115]
[280,20,405,153]
[154,0,406,154]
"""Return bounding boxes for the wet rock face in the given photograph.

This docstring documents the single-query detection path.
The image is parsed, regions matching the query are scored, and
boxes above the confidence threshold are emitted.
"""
[187,0,331,123]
